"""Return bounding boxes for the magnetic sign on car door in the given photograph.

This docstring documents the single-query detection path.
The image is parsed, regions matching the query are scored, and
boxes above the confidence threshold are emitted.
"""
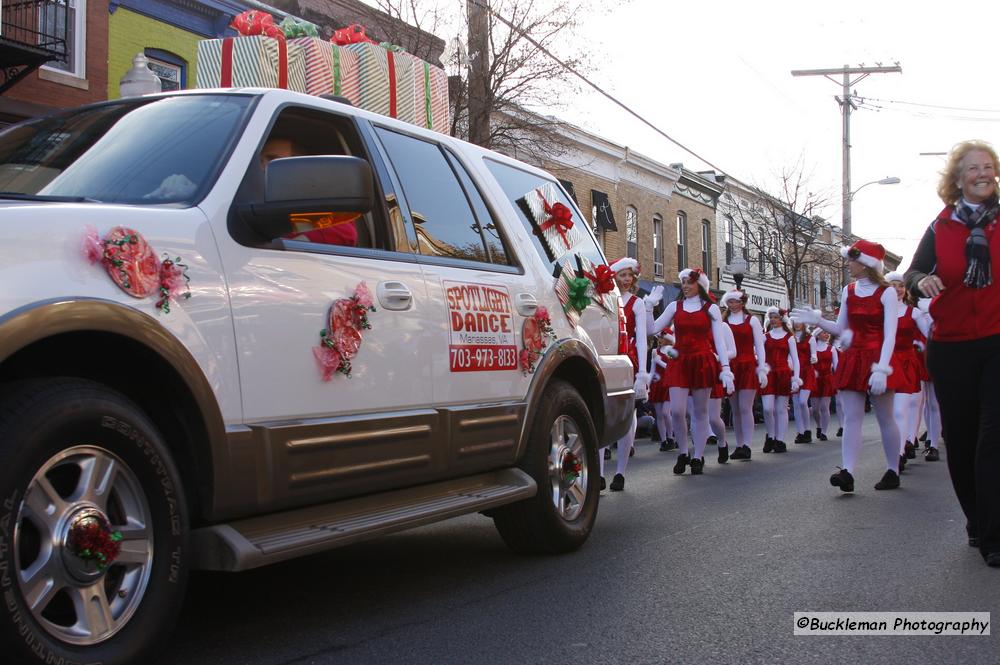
[444,281,519,372]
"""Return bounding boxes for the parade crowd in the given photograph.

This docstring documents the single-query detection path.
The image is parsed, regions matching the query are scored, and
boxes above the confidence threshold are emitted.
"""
[601,140,1000,571]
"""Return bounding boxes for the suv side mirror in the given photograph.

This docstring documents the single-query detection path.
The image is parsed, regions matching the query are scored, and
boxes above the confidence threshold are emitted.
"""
[239,155,374,240]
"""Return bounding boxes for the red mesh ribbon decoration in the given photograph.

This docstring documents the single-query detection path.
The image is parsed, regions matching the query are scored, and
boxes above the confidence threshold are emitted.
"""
[314,282,376,380]
[535,188,574,250]
[67,514,122,572]
[585,264,616,295]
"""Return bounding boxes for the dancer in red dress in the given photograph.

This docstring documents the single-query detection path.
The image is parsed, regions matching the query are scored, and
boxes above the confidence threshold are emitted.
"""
[810,328,838,441]
[651,268,734,475]
[761,307,801,453]
[720,290,769,460]
[648,331,677,451]
[912,302,941,461]
[600,257,647,492]
[791,319,818,444]
[793,239,902,492]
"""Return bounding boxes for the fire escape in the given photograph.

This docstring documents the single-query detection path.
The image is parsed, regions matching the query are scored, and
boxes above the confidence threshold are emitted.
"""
[1,1,69,93]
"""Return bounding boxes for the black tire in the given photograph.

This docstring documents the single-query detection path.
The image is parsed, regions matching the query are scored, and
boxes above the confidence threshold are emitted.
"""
[0,379,189,665]
[493,379,600,554]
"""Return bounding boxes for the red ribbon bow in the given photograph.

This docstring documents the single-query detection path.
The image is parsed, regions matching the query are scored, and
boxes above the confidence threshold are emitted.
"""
[585,264,617,294]
[535,189,574,250]
[231,10,285,40]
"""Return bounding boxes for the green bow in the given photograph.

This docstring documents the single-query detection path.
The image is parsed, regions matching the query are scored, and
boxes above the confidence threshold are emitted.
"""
[279,16,319,38]
[565,277,591,313]
[379,41,407,53]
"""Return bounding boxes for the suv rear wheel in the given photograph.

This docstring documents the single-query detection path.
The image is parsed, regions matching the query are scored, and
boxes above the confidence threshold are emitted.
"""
[493,379,600,554]
[0,379,188,665]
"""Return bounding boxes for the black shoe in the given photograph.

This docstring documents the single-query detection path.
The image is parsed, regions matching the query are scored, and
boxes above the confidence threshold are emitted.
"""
[610,473,625,492]
[690,457,704,475]
[969,536,980,548]
[604,448,611,460]
[804,430,813,443]
[673,454,689,475]
[600,476,606,491]
[794,432,807,444]
[898,455,907,473]
[925,447,940,462]
[986,552,1000,568]
[875,469,900,490]
[919,431,929,443]
[923,439,932,451]
[707,435,717,446]
[904,441,916,459]
[659,440,670,452]
[664,439,678,451]
[718,445,729,464]
[836,427,843,437]
[816,429,828,441]
[763,436,775,453]
[730,445,750,460]
[830,468,854,492]
[774,440,787,453]
[629,446,635,458]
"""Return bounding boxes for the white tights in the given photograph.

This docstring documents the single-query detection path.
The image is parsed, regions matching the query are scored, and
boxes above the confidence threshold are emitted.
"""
[923,381,942,447]
[839,390,899,474]
[834,393,844,431]
[670,387,711,460]
[762,394,789,442]
[792,389,811,434]
[893,391,922,454]
[653,401,673,441]
[729,389,757,447]
[709,398,728,448]
[812,396,831,432]
[600,410,636,478]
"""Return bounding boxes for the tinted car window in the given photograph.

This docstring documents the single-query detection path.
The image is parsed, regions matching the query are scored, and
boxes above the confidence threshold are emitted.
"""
[0,95,253,206]
[375,127,509,266]
[484,158,605,269]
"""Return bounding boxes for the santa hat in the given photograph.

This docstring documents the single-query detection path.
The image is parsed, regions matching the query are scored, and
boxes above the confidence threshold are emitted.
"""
[884,270,905,283]
[678,268,710,293]
[841,239,886,272]
[609,257,640,275]
[765,306,790,325]
[720,289,747,307]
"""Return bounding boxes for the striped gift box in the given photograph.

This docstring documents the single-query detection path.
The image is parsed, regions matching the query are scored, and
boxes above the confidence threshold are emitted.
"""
[290,37,361,104]
[521,182,584,260]
[410,58,450,133]
[196,35,307,92]
[345,43,417,124]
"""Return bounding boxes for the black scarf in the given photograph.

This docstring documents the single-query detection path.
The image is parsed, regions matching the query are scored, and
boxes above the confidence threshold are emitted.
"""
[955,193,999,288]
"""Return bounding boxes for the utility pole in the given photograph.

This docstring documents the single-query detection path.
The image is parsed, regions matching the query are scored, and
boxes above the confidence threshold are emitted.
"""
[466,0,490,148]
[791,64,901,283]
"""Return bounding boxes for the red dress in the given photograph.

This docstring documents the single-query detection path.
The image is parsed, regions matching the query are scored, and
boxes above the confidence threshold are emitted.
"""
[665,302,720,390]
[890,306,921,394]
[648,349,671,403]
[727,316,759,390]
[761,331,793,396]
[622,294,640,379]
[834,283,903,392]
[795,335,817,392]
[813,346,836,397]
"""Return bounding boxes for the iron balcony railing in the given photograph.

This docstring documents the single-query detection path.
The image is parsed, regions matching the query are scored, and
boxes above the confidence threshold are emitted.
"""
[1,0,69,58]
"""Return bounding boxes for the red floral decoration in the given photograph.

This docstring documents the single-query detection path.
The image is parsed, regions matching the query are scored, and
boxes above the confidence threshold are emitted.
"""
[67,515,122,572]
[562,451,583,483]
[520,306,557,375]
[585,264,617,295]
[314,282,376,380]
[83,226,191,313]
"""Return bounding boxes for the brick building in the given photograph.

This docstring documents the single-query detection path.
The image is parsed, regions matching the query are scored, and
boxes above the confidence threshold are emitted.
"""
[666,165,723,292]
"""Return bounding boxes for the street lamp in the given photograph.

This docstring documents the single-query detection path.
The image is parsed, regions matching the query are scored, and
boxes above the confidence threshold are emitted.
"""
[727,256,749,290]
[842,176,900,284]
[849,176,900,201]
[119,53,162,98]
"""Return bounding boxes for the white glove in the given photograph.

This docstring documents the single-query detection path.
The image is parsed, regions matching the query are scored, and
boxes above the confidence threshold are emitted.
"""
[838,329,853,349]
[720,367,735,395]
[651,372,661,382]
[664,345,679,359]
[654,355,668,369]
[914,340,926,352]
[756,365,769,390]
[791,376,803,391]
[810,355,818,365]
[917,297,932,313]
[644,285,664,306]
[633,372,649,401]
[868,364,892,396]
[790,307,821,325]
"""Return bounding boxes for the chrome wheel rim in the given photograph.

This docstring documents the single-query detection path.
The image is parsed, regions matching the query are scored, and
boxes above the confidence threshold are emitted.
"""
[548,415,587,522]
[14,445,154,646]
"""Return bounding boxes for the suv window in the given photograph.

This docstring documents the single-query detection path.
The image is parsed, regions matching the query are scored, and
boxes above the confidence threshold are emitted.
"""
[484,158,605,269]
[375,127,512,266]
[0,94,253,205]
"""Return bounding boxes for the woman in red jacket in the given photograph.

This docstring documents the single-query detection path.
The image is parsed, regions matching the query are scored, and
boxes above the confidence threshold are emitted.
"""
[905,140,1000,567]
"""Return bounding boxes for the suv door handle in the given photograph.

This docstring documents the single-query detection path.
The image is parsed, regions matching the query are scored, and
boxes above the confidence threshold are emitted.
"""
[377,281,413,310]
[515,292,538,316]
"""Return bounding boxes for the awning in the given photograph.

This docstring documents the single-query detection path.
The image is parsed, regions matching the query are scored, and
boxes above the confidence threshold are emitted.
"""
[591,189,617,231]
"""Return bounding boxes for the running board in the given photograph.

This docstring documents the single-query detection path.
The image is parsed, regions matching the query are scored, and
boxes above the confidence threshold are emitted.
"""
[191,468,537,571]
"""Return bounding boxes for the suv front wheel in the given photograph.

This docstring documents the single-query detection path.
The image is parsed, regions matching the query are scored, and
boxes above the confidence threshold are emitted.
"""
[0,379,189,665]
[492,379,600,554]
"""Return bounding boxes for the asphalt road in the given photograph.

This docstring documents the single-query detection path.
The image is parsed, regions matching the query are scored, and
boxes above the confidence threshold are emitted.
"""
[158,415,998,665]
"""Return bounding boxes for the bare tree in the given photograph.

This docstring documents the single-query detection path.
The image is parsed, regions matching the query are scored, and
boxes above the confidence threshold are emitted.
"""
[728,165,843,309]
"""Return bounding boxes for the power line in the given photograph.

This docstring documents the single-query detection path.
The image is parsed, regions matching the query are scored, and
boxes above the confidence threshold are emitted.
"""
[860,96,1000,114]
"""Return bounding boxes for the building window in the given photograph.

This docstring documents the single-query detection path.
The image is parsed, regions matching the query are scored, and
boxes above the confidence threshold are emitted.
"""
[701,220,711,276]
[625,205,637,260]
[145,49,187,92]
[42,0,86,78]
[676,211,687,269]
[653,214,663,277]
[725,215,734,264]
[741,222,750,262]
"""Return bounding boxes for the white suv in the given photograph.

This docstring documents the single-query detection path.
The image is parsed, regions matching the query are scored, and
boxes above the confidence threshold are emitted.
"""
[0,89,634,665]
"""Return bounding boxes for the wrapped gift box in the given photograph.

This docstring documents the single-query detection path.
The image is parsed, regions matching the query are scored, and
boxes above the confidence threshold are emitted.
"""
[345,43,416,123]
[196,35,307,92]
[290,37,361,104]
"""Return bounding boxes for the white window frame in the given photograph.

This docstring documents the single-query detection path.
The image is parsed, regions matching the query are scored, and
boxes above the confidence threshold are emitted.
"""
[653,214,663,277]
[625,205,638,260]
[42,0,87,79]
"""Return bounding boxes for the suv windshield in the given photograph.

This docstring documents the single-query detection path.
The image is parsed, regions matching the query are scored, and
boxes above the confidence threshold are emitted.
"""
[0,94,254,205]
